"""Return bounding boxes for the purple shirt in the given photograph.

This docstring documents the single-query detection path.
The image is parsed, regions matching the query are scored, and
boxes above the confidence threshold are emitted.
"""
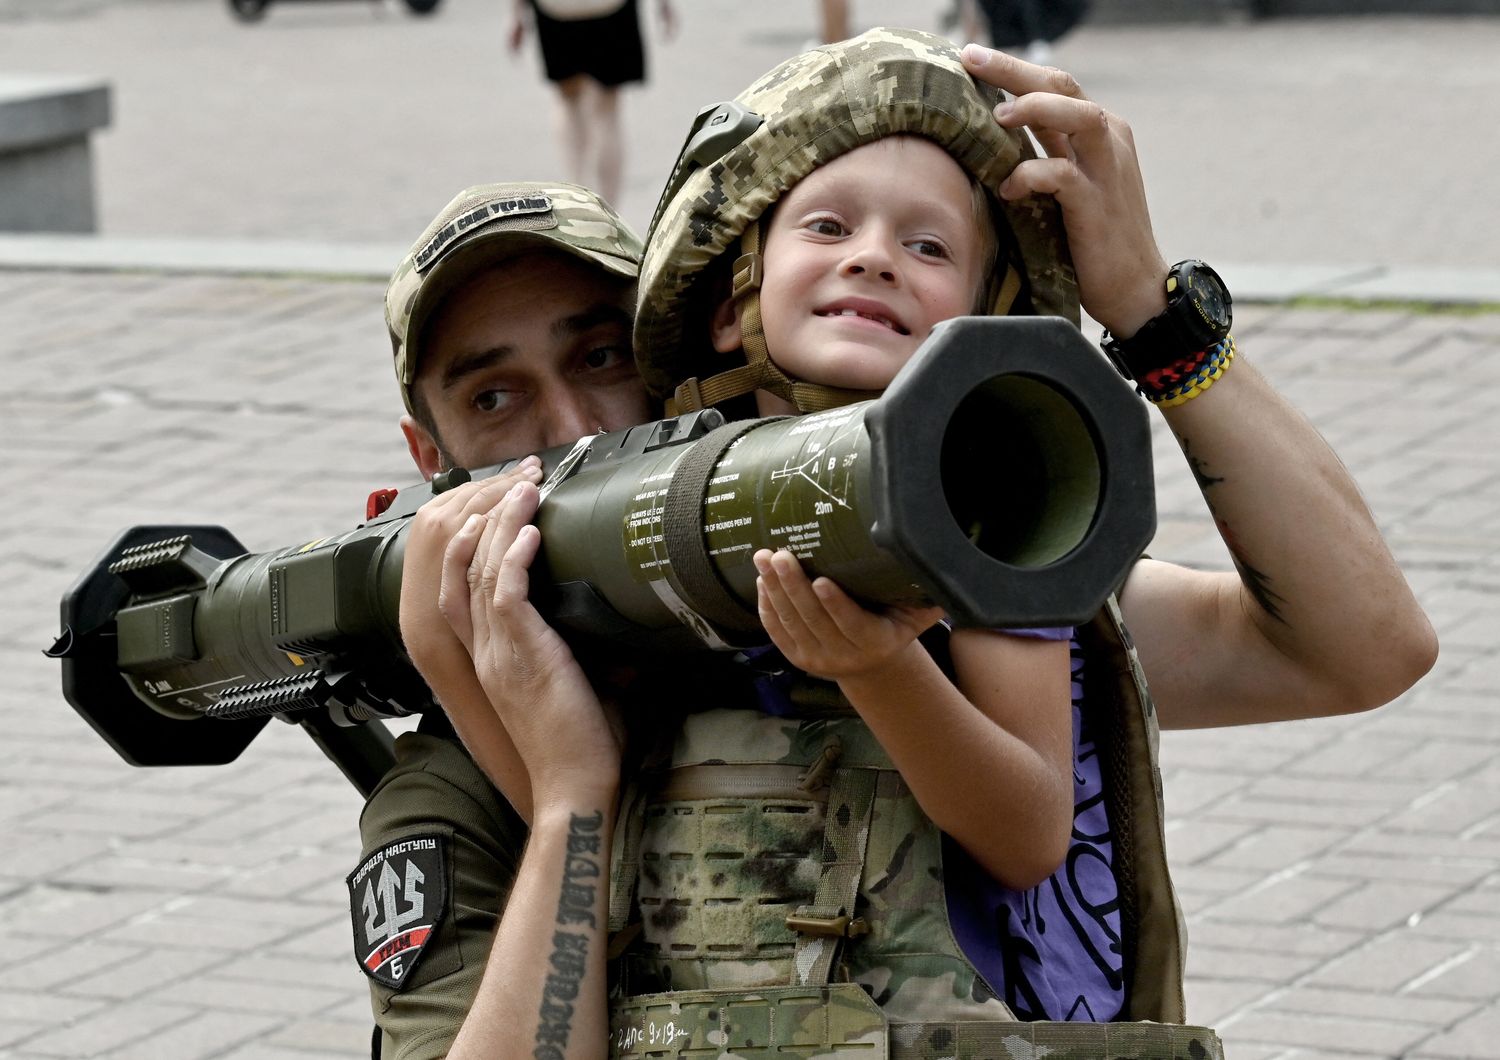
[945,633,1125,1021]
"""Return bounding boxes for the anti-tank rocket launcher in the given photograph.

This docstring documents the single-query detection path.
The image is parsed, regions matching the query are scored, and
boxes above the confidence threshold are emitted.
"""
[49,317,1157,793]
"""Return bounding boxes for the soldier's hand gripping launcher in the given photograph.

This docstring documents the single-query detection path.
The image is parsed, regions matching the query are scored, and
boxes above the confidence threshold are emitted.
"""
[50,317,1155,777]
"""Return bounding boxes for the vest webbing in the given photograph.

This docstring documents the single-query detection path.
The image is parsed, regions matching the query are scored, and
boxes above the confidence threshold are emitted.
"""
[791,763,876,986]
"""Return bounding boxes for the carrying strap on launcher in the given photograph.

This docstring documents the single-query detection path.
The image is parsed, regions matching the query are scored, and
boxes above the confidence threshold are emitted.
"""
[656,419,774,641]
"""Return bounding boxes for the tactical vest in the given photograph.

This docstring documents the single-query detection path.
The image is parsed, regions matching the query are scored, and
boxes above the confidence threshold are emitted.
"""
[605,597,1223,1059]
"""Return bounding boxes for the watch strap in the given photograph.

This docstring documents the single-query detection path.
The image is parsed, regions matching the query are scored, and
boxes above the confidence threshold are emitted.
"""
[1101,260,1232,381]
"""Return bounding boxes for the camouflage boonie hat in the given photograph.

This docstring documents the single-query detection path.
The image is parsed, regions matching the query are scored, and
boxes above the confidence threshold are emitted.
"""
[386,181,642,414]
[635,27,1079,403]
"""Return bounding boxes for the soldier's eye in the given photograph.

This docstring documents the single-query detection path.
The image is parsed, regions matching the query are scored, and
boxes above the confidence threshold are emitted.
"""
[473,389,517,414]
[581,345,628,371]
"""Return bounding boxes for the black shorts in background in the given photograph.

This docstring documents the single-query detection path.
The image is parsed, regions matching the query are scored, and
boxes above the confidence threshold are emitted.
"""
[530,0,646,87]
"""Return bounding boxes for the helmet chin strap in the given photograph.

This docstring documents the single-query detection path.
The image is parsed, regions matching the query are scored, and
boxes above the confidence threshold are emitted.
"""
[669,220,883,416]
[668,220,1029,416]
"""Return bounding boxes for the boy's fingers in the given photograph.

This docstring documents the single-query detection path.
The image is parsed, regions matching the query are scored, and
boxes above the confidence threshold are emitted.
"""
[770,552,847,648]
[758,563,823,659]
[810,577,873,640]
[757,562,803,635]
[896,604,947,636]
[756,579,790,644]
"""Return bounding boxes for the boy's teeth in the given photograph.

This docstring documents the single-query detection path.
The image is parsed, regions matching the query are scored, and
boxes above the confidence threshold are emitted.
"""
[825,308,891,327]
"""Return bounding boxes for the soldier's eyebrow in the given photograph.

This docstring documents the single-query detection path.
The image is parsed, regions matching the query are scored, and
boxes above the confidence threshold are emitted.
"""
[437,303,631,392]
[439,347,513,392]
[554,303,632,339]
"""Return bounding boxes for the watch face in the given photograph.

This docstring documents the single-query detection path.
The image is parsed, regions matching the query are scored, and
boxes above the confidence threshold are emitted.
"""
[1184,263,1232,333]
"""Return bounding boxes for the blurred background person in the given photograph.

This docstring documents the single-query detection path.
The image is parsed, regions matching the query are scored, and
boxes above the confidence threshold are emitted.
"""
[817,0,849,42]
[510,0,675,206]
[973,0,1089,65]
[940,0,984,42]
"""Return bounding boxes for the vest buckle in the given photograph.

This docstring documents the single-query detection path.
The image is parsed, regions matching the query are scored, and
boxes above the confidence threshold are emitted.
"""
[785,911,869,939]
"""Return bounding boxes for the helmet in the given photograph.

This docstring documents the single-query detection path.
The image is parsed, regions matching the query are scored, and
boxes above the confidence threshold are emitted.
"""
[635,27,1078,414]
[386,181,642,415]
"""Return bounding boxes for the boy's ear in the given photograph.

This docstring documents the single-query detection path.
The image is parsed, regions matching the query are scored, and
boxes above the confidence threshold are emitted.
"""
[709,291,744,354]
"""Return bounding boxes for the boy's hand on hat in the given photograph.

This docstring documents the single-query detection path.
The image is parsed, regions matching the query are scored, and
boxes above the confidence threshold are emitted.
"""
[753,548,942,683]
[961,43,1170,339]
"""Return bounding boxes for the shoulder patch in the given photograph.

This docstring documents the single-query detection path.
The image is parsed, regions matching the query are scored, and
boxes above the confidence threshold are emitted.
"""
[348,833,449,990]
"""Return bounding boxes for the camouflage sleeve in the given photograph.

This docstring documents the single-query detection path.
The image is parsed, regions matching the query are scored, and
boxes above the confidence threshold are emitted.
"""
[353,732,527,1060]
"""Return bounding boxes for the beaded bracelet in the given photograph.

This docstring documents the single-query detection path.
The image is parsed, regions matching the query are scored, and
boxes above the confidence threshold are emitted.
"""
[1144,336,1236,408]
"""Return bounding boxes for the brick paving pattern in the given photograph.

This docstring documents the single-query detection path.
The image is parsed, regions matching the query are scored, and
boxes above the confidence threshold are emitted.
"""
[2,272,1495,1057]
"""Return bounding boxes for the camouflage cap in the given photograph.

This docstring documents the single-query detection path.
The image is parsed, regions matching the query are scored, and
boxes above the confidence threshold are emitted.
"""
[386,181,643,414]
[635,27,1079,401]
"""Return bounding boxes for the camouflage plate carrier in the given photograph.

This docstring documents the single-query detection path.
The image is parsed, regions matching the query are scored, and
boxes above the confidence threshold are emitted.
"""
[611,28,1223,1058]
[605,601,1218,1059]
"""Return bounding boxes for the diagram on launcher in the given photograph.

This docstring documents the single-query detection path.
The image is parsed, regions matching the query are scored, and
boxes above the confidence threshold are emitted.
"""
[762,413,866,559]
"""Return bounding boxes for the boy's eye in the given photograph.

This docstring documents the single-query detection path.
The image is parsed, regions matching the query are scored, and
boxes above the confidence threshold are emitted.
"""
[911,238,950,259]
[807,218,846,237]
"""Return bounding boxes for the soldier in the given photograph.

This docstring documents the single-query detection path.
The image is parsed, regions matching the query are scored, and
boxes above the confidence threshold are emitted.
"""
[351,180,654,1053]
[360,34,1437,1060]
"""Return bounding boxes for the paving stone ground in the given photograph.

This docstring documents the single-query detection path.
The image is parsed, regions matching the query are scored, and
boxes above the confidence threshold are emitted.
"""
[1,269,1495,1058]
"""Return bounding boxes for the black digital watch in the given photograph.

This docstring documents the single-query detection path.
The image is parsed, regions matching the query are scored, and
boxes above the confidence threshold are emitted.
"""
[1100,260,1233,382]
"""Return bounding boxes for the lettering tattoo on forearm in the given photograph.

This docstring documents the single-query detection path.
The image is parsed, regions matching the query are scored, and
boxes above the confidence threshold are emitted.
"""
[1182,439,1289,625]
[533,810,604,1060]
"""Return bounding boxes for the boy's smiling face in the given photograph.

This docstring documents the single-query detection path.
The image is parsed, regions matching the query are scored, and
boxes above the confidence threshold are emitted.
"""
[717,136,986,403]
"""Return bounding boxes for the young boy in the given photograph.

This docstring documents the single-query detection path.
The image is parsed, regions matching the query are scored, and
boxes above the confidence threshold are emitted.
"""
[435,28,1221,1055]
[727,131,1074,894]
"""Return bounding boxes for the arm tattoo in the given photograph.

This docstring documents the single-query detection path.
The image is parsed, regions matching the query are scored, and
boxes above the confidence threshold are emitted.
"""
[534,810,605,1059]
[1181,439,1289,626]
